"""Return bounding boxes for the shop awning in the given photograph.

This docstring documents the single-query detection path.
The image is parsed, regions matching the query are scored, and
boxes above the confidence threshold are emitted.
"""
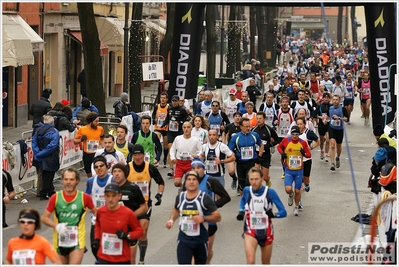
[291,21,326,30]
[67,31,108,56]
[2,14,45,67]
[95,17,125,52]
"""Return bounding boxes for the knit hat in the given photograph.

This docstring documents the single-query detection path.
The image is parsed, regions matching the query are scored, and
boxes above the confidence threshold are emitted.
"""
[61,98,70,106]
[191,158,205,169]
[374,148,387,163]
[111,163,128,178]
[92,155,107,166]
[41,89,52,99]
[120,92,129,102]
[81,97,90,108]
[373,124,384,136]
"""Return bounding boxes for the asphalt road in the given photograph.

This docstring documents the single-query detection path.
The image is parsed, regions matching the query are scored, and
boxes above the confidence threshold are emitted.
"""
[2,104,378,265]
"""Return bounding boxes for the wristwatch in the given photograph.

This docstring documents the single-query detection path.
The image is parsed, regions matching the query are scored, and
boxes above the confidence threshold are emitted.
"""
[203,216,208,222]
[221,160,225,164]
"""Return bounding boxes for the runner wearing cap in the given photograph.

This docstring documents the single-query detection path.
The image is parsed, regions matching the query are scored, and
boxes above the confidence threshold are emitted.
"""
[277,126,311,216]
[166,170,221,264]
[93,183,144,264]
[5,208,62,264]
[205,100,230,137]
[196,90,213,117]
[73,112,104,178]
[41,168,96,264]
[111,163,147,264]
[236,167,287,264]
[169,122,203,190]
[126,144,165,265]
[191,115,209,144]
[228,117,264,196]
[85,155,114,259]
[187,158,231,264]
[131,115,162,166]
[235,81,244,100]
[152,92,170,168]
[222,88,242,123]
[161,95,189,177]
[326,95,348,171]
[222,111,242,193]
[316,93,332,162]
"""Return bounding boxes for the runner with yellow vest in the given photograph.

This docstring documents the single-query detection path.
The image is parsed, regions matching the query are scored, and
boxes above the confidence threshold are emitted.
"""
[127,144,165,265]
[152,92,170,167]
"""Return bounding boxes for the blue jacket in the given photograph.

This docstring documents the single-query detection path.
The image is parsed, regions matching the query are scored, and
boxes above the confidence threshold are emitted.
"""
[32,123,60,172]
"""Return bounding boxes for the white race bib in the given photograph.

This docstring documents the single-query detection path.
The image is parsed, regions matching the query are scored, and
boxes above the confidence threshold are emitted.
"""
[144,152,151,163]
[58,226,78,247]
[241,146,254,160]
[94,194,106,208]
[249,211,268,229]
[179,152,192,161]
[133,181,149,196]
[288,155,302,169]
[87,140,99,153]
[180,217,200,236]
[101,233,123,255]
[12,250,36,265]
[206,160,218,174]
[157,113,166,127]
[331,119,341,127]
[169,120,178,132]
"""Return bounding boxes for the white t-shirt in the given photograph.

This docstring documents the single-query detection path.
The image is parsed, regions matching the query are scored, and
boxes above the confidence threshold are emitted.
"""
[170,135,203,161]
[191,127,208,144]
[92,148,126,175]
[223,98,242,123]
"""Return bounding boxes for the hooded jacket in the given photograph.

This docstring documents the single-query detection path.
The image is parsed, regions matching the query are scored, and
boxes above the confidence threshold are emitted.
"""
[32,123,60,172]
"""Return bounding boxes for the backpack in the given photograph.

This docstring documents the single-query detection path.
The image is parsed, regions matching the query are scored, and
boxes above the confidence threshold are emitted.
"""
[76,108,91,125]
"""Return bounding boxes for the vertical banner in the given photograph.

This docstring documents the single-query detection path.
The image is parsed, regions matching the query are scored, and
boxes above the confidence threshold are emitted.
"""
[364,4,397,128]
[168,4,205,100]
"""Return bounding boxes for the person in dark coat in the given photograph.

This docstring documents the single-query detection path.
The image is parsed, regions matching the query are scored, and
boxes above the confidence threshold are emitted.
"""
[78,69,87,97]
[47,102,76,132]
[29,89,52,127]
[32,115,60,200]
[113,92,131,119]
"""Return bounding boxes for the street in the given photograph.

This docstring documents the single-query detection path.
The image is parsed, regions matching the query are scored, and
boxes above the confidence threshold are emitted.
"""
[2,104,377,265]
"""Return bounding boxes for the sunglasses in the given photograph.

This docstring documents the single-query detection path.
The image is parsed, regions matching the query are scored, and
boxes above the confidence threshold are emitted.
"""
[19,219,35,224]
[212,105,219,107]
[94,164,105,169]
[291,133,299,136]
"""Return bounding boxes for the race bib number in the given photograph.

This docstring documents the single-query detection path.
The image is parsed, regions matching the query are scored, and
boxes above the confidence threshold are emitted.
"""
[144,152,151,163]
[346,92,353,99]
[58,226,78,247]
[279,127,289,136]
[133,181,149,196]
[206,160,218,174]
[249,211,268,230]
[363,88,370,95]
[102,233,123,255]
[331,119,341,127]
[288,155,302,169]
[180,217,200,236]
[12,250,36,265]
[94,194,106,208]
[266,114,274,123]
[241,146,254,160]
[169,120,178,132]
[87,140,99,153]
[157,113,166,127]
[179,152,192,161]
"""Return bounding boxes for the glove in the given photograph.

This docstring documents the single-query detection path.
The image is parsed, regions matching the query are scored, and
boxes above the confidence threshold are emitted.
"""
[281,152,287,160]
[55,223,68,237]
[154,193,162,206]
[266,209,275,218]
[116,230,129,240]
[300,148,306,156]
[389,129,397,138]
[81,135,87,142]
[236,211,245,221]
[91,239,100,257]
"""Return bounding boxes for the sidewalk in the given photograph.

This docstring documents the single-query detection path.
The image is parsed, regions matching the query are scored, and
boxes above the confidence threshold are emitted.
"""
[2,84,159,143]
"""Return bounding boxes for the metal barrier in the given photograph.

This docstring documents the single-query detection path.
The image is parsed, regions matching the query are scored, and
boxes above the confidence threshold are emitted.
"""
[99,115,121,136]
[21,130,33,140]
[142,95,157,111]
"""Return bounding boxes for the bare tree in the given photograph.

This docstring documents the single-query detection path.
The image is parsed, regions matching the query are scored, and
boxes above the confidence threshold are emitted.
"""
[159,3,175,76]
[249,6,257,60]
[256,6,265,64]
[129,3,144,112]
[206,5,216,88]
[226,5,240,77]
[77,3,105,115]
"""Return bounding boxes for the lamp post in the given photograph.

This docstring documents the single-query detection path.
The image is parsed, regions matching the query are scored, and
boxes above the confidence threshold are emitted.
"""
[123,3,129,93]
[219,5,225,77]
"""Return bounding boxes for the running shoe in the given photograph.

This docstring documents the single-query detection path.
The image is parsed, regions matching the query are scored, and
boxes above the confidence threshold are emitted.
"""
[270,146,275,154]
[154,162,159,168]
[294,206,299,216]
[347,121,351,125]
[266,180,272,188]
[237,188,241,196]
[288,193,294,206]
[361,114,364,118]
[320,151,325,161]
[138,262,144,265]
[163,162,167,168]
[298,201,303,210]
[304,185,310,192]
[330,163,336,171]
[281,173,285,179]
[336,157,340,168]
[324,155,329,163]
[231,180,237,190]
[167,169,174,178]
[365,118,370,126]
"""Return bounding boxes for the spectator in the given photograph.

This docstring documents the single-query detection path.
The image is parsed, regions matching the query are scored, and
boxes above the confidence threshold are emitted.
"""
[73,97,99,126]
[2,169,15,228]
[78,69,87,97]
[29,89,52,127]
[113,92,131,119]
[47,102,76,132]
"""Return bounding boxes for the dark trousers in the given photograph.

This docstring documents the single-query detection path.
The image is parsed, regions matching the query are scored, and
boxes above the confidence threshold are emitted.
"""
[36,168,43,197]
[40,170,55,197]
[236,159,256,190]
[3,201,7,227]
[177,240,208,264]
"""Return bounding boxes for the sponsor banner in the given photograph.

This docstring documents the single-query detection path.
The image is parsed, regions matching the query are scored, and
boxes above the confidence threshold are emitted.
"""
[308,242,395,264]
[168,4,205,100]
[2,129,83,190]
[364,4,397,128]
